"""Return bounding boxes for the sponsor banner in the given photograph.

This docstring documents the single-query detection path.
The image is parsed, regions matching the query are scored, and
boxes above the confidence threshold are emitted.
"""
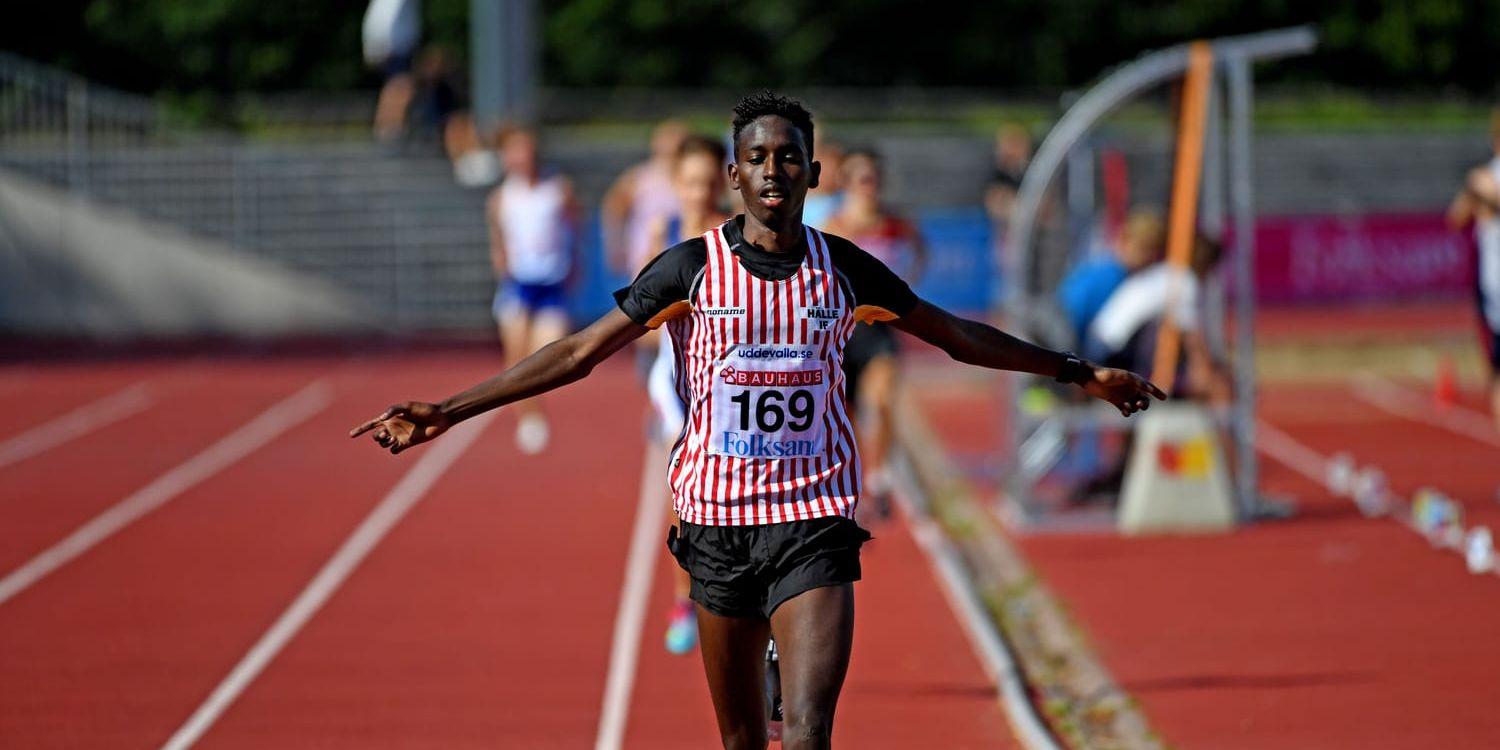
[1242,213,1470,303]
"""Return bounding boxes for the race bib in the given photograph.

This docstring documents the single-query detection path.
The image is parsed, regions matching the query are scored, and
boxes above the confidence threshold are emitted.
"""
[709,345,827,459]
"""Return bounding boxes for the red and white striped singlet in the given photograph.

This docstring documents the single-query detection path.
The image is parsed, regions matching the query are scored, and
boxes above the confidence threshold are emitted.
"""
[664,223,862,525]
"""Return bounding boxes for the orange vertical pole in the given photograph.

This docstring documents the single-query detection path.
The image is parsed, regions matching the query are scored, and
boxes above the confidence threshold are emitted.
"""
[1151,41,1213,393]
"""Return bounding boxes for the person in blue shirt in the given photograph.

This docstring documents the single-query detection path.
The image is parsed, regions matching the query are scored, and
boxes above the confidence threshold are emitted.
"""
[1057,209,1164,344]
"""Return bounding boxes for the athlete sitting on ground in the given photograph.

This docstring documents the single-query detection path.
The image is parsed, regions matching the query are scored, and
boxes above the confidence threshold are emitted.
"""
[352,92,1163,750]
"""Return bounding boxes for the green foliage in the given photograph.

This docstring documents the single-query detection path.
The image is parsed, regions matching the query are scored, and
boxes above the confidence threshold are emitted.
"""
[4,0,1499,107]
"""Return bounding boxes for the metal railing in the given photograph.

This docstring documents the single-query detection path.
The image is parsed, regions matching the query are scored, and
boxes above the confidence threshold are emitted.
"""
[0,53,498,331]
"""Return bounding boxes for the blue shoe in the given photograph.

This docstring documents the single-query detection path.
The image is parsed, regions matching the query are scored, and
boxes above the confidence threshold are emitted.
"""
[665,600,697,654]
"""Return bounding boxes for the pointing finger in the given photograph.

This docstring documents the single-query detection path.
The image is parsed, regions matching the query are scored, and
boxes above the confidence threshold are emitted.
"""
[349,415,388,438]
[1142,379,1168,400]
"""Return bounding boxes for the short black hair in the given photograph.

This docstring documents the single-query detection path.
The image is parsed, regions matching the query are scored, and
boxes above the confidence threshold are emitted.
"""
[732,91,815,157]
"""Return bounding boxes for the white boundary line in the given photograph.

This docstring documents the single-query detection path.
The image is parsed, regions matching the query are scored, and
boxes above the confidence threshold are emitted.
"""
[0,380,331,607]
[160,411,496,750]
[0,383,155,469]
[1351,373,1500,449]
[594,441,670,750]
[890,457,1062,750]
[1253,419,1329,485]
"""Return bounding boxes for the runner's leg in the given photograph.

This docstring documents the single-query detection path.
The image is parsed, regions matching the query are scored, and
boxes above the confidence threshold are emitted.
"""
[768,584,855,750]
[696,608,772,750]
[860,354,898,494]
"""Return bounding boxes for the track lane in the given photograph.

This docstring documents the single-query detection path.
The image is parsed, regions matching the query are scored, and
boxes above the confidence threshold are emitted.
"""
[0,357,496,749]
[0,363,330,576]
[913,373,1500,750]
[189,362,642,749]
[622,499,1016,748]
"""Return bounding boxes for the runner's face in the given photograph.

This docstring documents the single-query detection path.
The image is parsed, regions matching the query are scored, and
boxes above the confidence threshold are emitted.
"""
[730,116,819,225]
[843,155,881,201]
[674,151,725,215]
[502,133,538,177]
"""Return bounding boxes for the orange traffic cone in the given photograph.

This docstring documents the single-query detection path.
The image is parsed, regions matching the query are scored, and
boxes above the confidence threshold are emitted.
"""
[1434,355,1459,409]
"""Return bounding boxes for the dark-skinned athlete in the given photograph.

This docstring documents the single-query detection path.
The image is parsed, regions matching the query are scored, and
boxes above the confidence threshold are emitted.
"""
[351,92,1165,750]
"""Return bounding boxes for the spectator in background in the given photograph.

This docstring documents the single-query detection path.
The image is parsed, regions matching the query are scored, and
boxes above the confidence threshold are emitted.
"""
[486,126,578,454]
[1446,107,1500,432]
[984,123,1033,290]
[365,0,422,143]
[824,148,928,519]
[1057,209,1165,344]
[802,135,845,229]
[602,120,689,273]
[1084,233,1231,402]
[369,40,497,187]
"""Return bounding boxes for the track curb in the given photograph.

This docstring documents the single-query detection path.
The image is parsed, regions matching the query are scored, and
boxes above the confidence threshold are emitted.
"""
[893,392,1165,750]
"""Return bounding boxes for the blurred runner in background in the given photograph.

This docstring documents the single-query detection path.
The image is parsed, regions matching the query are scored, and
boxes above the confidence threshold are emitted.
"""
[1447,108,1500,432]
[802,135,845,230]
[486,126,578,454]
[603,120,690,273]
[643,134,732,655]
[824,148,927,518]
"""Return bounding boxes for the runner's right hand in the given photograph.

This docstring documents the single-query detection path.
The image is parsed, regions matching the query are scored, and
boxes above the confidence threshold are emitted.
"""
[349,402,451,454]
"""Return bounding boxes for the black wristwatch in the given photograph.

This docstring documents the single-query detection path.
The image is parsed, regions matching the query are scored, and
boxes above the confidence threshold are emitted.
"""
[1054,352,1092,386]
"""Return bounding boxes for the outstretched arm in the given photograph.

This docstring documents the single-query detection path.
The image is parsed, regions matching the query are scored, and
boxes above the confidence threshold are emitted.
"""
[350,309,648,453]
[891,300,1165,416]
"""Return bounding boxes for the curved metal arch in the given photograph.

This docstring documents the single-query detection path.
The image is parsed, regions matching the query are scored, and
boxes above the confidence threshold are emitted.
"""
[1002,26,1317,321]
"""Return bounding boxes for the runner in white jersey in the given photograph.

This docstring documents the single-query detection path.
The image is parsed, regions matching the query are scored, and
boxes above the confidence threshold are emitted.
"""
[642,134,732,655]
[486,126,576,454]
[352,92,1164,750]
[1447,109,1500,432]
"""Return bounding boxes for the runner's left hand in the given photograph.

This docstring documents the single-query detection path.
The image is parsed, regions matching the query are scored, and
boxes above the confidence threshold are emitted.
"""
[349,401,451,454]
[1081,366,1167,417]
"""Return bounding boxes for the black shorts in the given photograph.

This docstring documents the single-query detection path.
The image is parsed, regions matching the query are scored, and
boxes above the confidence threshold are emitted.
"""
[842,323,900,405]
[666,516,872,619]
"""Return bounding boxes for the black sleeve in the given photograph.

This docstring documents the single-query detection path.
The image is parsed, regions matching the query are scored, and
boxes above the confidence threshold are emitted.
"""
[823,234,919,319]
[612,238,707,327]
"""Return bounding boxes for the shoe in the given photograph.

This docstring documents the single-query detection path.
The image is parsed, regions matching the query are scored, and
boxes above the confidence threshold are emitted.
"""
[664,599,697,655]
[515,414,549,455]
[765,639,783,739]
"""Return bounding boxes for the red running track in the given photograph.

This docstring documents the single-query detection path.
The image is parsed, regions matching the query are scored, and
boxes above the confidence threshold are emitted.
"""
[914,364,1500,749]
[0,351,1014,749]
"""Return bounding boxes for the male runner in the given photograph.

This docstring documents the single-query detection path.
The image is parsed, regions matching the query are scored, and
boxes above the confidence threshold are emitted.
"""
[1447,108,1500,432]
[824,148,928,518]
[352,92,1163,750]
[486,125,577,453]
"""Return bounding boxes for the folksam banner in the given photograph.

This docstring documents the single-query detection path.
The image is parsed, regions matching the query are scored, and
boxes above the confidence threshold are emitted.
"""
[1242,213,1470,303]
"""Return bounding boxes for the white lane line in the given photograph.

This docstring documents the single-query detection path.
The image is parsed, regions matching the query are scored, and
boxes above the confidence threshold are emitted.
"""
[0,381,331,607]
[889,456,1062,750]
[594,441,670,750]
[160,411,496,750]
[1254,419,1329,485]
[0,383,155,469]
[1351,373,1500,449]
